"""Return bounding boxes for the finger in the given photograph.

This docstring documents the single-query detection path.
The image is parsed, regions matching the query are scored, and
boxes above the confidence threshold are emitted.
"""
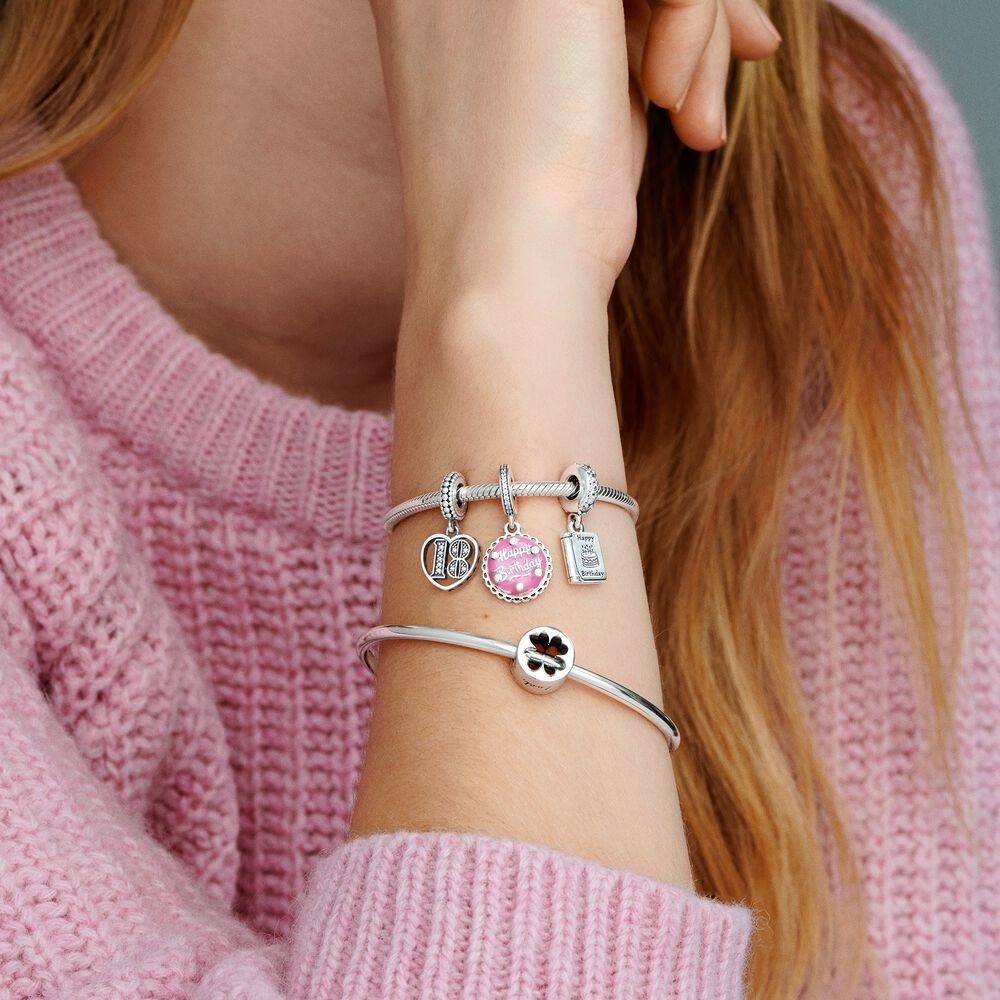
[628,72,650,189]
[668,0,731,151]
[624,0,652,112]
[641,0,718,112]
[724,0,781,60]
[624,2,652,188]
[624,0,652,85]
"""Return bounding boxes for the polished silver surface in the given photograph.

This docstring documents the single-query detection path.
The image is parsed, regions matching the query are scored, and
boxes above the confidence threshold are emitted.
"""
[356,623,681,752]
[556,463,606,584]
[498,463,516,526]
[511,625,574,693]
[560,529,607,584]
[560,462,599,517]
[420,531,479,590]
[421,471,477,590]
[439,470,467,525]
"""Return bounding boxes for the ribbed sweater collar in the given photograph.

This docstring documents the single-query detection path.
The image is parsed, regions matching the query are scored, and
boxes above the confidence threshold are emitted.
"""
[0,158,393,542]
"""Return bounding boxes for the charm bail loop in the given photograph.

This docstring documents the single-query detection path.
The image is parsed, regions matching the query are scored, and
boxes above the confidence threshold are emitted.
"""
[498,463,517,529]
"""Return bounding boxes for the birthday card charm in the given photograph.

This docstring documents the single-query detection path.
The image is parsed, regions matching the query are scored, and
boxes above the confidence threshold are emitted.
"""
[559,528,606,584]
[559,462,607,584]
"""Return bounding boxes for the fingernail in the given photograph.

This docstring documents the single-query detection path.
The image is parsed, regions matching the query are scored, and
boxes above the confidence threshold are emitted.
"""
[755,4,782,43]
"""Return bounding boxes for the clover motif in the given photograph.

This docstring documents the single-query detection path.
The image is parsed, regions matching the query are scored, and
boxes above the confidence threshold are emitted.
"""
[526,631,569,675]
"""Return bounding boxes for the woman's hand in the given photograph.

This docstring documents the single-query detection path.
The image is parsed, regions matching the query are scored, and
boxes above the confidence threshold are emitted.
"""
[368,0,780,306]
[633,0,781,147]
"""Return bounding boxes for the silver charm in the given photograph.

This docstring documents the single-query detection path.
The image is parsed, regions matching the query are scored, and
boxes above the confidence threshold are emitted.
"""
[421,471,478,591]
[560,527,607,583]
[559,462,607,584]
[511,626,574,694]
[421,531,479,590]
[481,464,553,603]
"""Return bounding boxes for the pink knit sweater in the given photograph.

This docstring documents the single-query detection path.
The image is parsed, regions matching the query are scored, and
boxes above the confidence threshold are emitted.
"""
[0,2,996,997]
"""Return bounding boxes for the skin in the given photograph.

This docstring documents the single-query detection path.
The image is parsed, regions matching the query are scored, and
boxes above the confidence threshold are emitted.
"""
[64,0,779,887]
[62,0,778,413]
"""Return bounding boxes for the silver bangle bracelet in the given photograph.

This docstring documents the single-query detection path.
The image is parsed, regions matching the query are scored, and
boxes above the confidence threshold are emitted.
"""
[356,622,681,752]
[384,476,639,532]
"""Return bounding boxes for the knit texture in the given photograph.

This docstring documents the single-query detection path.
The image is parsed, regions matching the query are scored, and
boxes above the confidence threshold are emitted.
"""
[0,2,996,997]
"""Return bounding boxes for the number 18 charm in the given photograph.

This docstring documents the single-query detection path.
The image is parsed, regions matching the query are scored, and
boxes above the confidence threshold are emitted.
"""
[421,530,478,590]
[420,471,479,591]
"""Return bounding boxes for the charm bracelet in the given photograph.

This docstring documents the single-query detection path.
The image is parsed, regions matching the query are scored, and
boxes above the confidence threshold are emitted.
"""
[382,464,639,604]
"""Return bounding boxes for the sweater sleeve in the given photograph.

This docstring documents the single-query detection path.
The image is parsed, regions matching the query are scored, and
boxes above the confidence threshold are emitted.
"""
[0,577,752,999]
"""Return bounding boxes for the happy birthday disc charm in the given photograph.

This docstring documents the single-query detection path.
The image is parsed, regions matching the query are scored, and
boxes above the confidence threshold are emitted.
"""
[482,524,553,603]
[480,464,553,603]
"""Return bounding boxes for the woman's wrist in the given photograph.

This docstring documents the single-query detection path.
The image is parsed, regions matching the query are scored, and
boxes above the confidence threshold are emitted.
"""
[391,263,626,506]
[398,239,618,354]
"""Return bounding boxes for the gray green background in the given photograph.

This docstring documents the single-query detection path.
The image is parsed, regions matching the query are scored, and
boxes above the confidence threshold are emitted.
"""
[876,0,998,254]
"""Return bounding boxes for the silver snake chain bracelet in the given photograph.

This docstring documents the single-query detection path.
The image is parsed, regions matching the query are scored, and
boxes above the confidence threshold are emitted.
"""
[383,474,639,532]
[356,622,681,752]
[387,463,640,601]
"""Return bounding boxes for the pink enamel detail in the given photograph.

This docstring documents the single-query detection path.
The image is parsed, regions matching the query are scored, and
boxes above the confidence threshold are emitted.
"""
[482,532,552,601]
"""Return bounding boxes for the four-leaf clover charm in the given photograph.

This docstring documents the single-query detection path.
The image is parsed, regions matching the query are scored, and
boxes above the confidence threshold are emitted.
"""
[512,626,575,694]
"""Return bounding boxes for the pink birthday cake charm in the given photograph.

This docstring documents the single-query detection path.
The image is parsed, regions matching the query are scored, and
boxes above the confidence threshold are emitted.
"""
[481,463,553,603]
[482,527,553,603]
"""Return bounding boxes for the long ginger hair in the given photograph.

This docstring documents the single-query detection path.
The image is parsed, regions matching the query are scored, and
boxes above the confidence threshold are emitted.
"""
[0,1,971,996]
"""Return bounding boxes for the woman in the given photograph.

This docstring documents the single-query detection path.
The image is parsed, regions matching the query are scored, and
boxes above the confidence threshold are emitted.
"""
[0,0,994,996]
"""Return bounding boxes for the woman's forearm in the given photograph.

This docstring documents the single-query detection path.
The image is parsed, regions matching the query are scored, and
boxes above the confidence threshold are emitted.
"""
[351,0,779,895]
[348,257,694,891]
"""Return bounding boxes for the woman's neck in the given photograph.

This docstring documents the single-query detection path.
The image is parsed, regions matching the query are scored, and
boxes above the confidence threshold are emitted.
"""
[63,0,405,413]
